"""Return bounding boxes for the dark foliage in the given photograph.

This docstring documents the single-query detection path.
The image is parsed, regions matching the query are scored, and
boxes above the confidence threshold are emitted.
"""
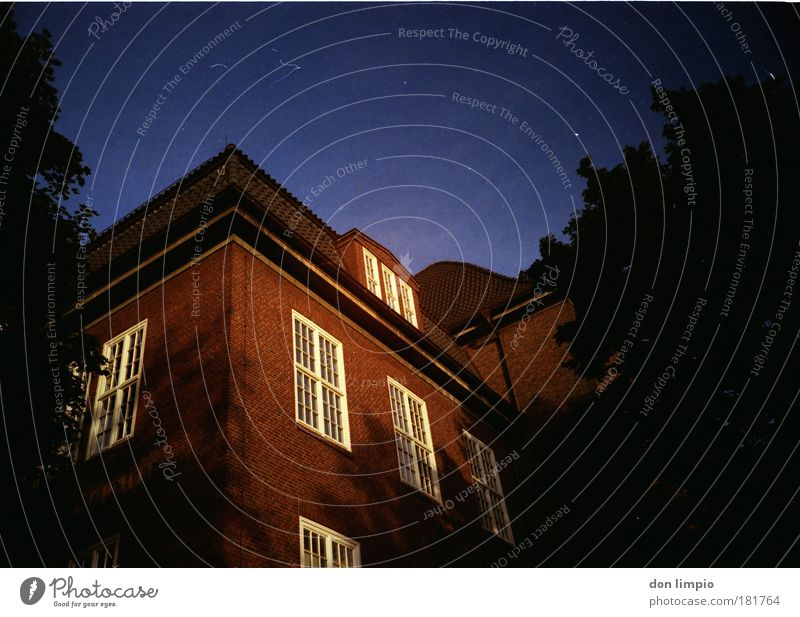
[0,4,104,565]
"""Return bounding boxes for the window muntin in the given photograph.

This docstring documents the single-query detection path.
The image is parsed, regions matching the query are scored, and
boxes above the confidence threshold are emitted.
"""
[363,248,382,299]
[381,265,400,313]
[87,321,147,458]
[299,517,360,568]
[388,378,439,499]
[463,431,513,543]
[398,280,418,327]
[69,536,119,567]
[292,311,350,448]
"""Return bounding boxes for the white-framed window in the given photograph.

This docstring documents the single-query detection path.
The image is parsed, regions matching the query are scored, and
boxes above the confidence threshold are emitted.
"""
[299,517,360,568]
[87,320,147,458]
[362,248,382,299]
[398,280,418,327]
[388,378,440,499]
[463,431,513,543]
[292,310,350,448]
[69,535,120,567]
[381,264,400,313]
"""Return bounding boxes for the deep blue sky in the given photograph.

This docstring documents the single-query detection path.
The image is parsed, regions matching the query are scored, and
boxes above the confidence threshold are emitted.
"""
[13,2,797,276]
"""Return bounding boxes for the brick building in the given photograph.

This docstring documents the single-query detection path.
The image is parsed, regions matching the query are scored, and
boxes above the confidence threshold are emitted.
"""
[63,145,588,567]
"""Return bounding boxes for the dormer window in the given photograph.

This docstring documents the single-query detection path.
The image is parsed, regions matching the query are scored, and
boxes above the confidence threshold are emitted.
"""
[381,264,400,313]
[398,280,418,327]
[362,249,381,299]
[360,244,417,326]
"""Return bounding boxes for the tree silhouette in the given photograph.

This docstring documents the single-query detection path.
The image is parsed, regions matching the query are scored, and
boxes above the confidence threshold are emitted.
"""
[0,3,104,565]
[521,75,800,565]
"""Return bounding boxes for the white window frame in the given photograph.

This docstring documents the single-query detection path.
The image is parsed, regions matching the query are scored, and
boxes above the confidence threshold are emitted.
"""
[398,279,418,327]
[299,517,360,568]
[463,431,514,543]
[292,310,350,449]
[387,377,440,500]
[69,535,120,567]
[87,320,147,459]
[362,248,382,299]
[381,264,400,313]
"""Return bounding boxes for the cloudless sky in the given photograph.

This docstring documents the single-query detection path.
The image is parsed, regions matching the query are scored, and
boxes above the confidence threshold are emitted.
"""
[12,2,798,275]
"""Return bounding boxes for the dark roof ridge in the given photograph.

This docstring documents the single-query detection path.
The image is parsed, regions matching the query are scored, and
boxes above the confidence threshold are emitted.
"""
[89,145,339,251]
[229,147,338,240]
[416,260,522,283]
[91,146,236,247]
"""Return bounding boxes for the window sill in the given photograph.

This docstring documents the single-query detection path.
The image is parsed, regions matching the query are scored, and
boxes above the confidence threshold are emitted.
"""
[82,434,133,462]
[295,421,353,457]
[399,478,442,505]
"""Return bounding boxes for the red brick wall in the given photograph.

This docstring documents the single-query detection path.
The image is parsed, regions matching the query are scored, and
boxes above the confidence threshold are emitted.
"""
[219,241,516,566]
[464,299,595,423]
[67,240,519,567]
[66,246,234,566]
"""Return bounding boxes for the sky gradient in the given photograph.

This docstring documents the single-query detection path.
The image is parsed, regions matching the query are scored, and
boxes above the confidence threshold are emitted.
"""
[13,1,797,276]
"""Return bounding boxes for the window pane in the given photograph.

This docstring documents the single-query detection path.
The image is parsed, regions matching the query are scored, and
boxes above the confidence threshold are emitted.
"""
[464,433,512,541]
[89,322,146,457]
[294,320,315,372]
[321,386,343,443]
[296,370,318,428]
[293,315,348,446]
[303,528,327,567]
[408,397,427,444]
[318,336,339,388]
[388,386,408,432]
[300,520,358,568]
[396,435,417,486]
[416,444,435,495]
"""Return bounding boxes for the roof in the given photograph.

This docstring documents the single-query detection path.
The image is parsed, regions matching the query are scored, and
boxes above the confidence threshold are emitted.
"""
[86,144,339,271]
[416,261,533,333]
[85,145,486,398]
